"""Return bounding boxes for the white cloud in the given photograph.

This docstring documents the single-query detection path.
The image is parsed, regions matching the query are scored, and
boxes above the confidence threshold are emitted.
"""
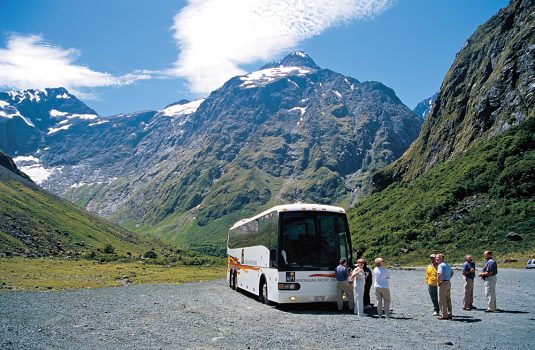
[171,0,393,93]
[0,34,152,97]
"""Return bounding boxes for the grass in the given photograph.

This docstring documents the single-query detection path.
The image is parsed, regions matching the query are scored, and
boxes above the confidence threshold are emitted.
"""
[0,257,226,291]
[348,117,535,265]
[0,176,170,257]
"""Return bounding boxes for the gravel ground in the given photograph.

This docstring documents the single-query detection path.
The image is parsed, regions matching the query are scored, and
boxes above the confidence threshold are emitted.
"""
[1,269,534,350]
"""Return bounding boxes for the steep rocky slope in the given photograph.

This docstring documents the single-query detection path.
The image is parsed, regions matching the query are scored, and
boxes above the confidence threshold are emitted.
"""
[0,88,98,155]
[2,53,422,254]
[373,0,535,190]
[348,0,535,262]
[0,151,167,258]
[74,52,422,252]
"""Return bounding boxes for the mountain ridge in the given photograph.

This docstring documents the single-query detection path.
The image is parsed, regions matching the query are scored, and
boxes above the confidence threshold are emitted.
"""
[372,0,535,190]
[348,0,535,263]
[1,52,422,254]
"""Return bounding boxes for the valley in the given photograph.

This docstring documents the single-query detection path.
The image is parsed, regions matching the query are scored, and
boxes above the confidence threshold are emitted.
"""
[1,0,533,267]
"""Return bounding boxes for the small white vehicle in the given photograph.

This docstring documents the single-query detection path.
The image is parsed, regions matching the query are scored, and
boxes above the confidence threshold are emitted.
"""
[527,260,535,269]
[227,203,353,305]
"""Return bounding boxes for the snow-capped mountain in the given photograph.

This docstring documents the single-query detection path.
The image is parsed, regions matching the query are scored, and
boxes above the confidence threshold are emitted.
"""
[66,51,422,243]
[413,93,438,119]
[0,88,98,155]
[1,51,423,254]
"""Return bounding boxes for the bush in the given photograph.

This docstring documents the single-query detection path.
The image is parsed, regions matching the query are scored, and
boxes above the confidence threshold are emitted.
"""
[143,250,158,259]
[103,244,115,254]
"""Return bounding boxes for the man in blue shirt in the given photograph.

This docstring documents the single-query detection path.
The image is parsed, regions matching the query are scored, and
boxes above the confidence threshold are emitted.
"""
[335,258,354,312]
[462,255,476,310]
[479,250,498,312]
[436,253,454,319]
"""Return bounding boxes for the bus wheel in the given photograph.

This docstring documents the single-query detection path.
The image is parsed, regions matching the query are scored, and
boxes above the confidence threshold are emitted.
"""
[260,278,273,306]
[231,271,237,291]
[228,271,234,289]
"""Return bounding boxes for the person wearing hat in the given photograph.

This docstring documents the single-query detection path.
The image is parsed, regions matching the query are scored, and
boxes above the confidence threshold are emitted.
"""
[425,253,440,316]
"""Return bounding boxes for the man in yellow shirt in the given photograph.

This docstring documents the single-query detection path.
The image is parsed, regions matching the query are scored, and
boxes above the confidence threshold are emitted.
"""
[425,254,439,316]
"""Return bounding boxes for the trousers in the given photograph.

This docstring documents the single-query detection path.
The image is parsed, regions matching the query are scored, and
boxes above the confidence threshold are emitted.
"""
[484,275,497,311]
[438,280,452,317]
[375,287,391,317]
[428,285,439,313]
[337,281,355,310]
[463,277,474,309]
[353,279,365,316]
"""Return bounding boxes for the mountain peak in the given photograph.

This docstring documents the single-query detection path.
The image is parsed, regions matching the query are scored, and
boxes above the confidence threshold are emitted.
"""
[261,50,320,70]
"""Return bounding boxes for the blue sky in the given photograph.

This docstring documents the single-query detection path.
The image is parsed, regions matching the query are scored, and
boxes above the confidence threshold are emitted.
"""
[0,0,508,116]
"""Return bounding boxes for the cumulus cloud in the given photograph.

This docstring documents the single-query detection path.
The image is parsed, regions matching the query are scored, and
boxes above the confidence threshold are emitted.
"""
[0,34,152,97]
[171,0,393,93]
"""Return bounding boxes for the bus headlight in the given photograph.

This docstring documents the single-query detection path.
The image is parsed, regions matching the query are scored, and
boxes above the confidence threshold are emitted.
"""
[278,283,301,290]
[289,296,297,301]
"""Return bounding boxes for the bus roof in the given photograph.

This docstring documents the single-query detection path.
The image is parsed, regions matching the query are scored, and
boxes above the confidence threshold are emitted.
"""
[230,203,346,230]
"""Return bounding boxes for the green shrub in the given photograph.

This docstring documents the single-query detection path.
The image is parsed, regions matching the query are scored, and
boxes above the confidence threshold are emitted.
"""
[143,250,158,259]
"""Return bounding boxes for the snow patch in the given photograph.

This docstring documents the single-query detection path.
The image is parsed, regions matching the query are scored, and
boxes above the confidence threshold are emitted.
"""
[70,113,97,120]
[0,100,9,108]
[8,90,46,103]
[161,99,205,117]
[13,156,61,185]
[89,120,109,127]
[50,109,68,117]
[333,90,342,99]
[289,106,307,116]
[56,93,70,99]
[70,179,110,188]
[287,79,299,88]
[50,109,97,120]
[240,66,313,89]
[0,108,35,127]
[47,124,72,135]
[344,78,356,91]
[18,115,35,127]
[13,155,39,162]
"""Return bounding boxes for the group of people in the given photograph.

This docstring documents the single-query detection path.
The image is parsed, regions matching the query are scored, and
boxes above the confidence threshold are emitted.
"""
[426,250,498,319]
[335,257,391,317]
[335,250,498,319]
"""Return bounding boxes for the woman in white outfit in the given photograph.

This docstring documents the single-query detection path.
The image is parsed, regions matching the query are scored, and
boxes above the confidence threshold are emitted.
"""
[351,258,368,316]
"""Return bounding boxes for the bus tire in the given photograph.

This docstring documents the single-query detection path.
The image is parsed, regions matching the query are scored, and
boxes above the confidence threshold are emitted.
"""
[260,277,274,306]
[228,270,234,289]
[231,271,237,291]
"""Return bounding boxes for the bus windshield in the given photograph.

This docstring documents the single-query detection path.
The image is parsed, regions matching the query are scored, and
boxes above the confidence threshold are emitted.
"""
[279,211,351,270]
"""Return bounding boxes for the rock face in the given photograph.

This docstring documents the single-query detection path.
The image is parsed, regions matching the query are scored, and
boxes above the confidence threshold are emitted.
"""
[0,88,98,155]
[2,53,422,246]
[0,151,164,257]
[72,52,422,227]
[374,0,535,190]
[0,151,33,182]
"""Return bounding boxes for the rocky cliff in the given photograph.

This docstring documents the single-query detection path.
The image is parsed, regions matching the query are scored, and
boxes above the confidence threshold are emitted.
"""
[373,0,535,190]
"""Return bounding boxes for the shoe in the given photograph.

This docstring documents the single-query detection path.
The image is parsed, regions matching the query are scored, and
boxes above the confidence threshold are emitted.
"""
[462,308,470,310]
[364,305,372,310]
[437,316,448,320]
[484,309,495,313]
[432,311,439,316]
[470,306,477,310]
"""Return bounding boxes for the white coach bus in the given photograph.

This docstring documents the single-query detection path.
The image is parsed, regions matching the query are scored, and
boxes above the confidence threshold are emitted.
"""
[227,203,353,305]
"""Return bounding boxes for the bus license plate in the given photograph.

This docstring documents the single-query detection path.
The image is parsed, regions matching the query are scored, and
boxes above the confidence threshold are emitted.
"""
[313,296,326,301]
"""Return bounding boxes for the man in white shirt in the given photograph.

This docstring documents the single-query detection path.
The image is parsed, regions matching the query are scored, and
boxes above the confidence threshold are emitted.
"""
[373,258,391,318]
